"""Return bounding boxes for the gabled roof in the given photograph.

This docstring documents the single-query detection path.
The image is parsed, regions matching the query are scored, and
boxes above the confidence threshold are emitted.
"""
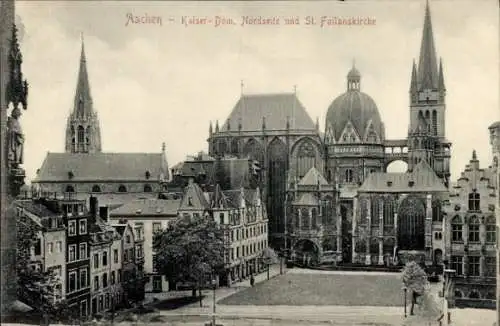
[109,198,181,217]
[292,192,319,206]
[15,199,58,218]
[298,167,329,186]
[359,160,447,193]
[34,152,168,182]
[221,93,316,132]
[179,181,210,211]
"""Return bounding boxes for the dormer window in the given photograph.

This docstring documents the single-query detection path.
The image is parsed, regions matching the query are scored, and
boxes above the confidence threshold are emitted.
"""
[68,171,74,179]
[118,185,127,193]
[386,181,392,187]
[188,197,193,206]
[145,171,151,179]
[408,181,414,187]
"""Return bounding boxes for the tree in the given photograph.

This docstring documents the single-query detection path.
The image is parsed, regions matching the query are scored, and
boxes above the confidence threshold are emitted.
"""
[153,216,225,304]
[261,247,278,280]
[414,291,441,325]
[401,261,428,315]
[16,212,71,324]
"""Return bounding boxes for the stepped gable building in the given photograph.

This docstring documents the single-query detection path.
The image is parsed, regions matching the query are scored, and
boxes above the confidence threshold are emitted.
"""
[33,38,169,200]
[210,1,452,257]
[443,148,497,309]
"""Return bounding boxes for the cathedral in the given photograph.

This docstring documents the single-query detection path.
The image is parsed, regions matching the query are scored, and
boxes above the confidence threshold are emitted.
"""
[208,1,452,266]
[33,38,170,206]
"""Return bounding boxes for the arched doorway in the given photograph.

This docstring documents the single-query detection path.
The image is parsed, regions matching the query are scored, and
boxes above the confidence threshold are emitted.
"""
[397,196,426,250]
[293,239,320,266]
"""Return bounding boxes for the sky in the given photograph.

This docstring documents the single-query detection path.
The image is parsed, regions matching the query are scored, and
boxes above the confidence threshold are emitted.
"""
[15,0,499,183]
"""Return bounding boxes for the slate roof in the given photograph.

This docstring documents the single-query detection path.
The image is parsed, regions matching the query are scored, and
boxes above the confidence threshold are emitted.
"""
[298,167,329,186]
[34,152,168,182]
[109,198,181,217]
[221,93,316,132]
[179,181,210,211]
[15,199,58,218]
[71,192,157,209]
[358,160,447,193]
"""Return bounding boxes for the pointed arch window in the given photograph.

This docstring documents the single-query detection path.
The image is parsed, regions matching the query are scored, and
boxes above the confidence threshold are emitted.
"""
[301,208,309,228]
[118,185,127,193]
[370,199,380,225]
[451,216,463,242]
[230,138,239,155]
[78,99,84,117]
[345,169,353,183]
[468,191,480,211]
[432,200,442,222]
[65,185,75,193]
[486,216,496,243]
[311,208,318,228]
[77,126,85,144]
[432,110,437,135]
[468,216,480,243]
[143,184,152,193]
[383,199,394,226]
[92,185,101,193]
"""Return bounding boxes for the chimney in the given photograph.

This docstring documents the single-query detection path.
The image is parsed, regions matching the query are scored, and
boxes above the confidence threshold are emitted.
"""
[89,195,98,224]
[99,206,109,222]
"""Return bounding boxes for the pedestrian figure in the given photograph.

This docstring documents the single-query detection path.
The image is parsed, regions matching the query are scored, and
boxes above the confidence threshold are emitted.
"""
[250,274,255,287]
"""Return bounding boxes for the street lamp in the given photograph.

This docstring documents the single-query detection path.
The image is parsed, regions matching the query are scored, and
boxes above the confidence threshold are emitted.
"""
[442,268,456,326]
[211,277,217,326]
[402,286,407,318]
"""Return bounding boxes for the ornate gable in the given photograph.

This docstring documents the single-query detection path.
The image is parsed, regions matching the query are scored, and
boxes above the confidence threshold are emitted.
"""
[363,120,380,143]
[339,120,361,144]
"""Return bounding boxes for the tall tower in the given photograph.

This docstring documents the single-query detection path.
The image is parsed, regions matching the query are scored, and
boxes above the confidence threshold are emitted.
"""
[65,36,102,154]
[408,0,451,187]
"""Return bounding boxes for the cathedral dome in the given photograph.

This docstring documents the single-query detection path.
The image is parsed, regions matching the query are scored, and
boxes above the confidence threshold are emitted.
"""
[325,65,385,143]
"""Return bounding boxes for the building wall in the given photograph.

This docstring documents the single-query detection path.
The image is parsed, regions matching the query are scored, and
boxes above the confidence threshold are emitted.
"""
[443,155,497,307]
[90,242,112,315]
[44,228,67,300]
[35,181,161,195]
[109,237,123,308]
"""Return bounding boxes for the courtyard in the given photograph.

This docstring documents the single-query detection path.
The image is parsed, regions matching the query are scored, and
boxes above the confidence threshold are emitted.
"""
[219,270,410,307]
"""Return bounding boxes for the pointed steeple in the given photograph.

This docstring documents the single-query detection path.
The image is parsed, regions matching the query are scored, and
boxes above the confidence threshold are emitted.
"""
[215,120,219,133]
[209,121,213,135]
[438,57,445,91]
[315,117,319,131]
[410,59,418,92]
[74,33,93,117]
[65,36,102,153]
[417,0,439,90]
[472,149,477,161]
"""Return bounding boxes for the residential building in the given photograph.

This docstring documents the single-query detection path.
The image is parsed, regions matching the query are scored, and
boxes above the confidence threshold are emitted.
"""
[489,121,500,324]
[15,199,67,304]
[177,180,269,286]
[443,149,497,309]
[109,198,181,293]
[31,38,169,201]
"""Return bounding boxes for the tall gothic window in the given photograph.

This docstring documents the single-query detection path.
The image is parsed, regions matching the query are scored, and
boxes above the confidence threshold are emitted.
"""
[397,196,426,250]
[311,208,318,228]
[301,208,309,229]
[468,216,480,243]
[468,191,480,211]
[230,138,239,155]
[432,110,437,135]
[77,126,85,147]
[451,216,463,242]
[486,216,496,244]
[383,199,394,226]
[345,169,353,183]
[296,140,317,178]
[432,200,442,222]
[370,199,379,225]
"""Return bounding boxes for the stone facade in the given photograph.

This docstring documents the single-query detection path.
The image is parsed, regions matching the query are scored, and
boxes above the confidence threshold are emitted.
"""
[443,149,497,308]
[209,2,451,250]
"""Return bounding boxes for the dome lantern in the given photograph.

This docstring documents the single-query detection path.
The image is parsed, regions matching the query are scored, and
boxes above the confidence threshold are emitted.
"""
[347,60,361,91]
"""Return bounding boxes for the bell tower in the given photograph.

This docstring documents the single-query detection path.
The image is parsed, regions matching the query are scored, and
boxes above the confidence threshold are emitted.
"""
[65,35,102,154]
[408,0,451,187]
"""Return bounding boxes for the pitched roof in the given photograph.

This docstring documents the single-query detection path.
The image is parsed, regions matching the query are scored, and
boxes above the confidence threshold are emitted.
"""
[298,167,329,186]
[292,192,319,206]
[15,199,58,218]
[34,152,168,182]
[221,93,316,132]
[109,198,181,217]
[179,181,210,211]
[359,160,447,193]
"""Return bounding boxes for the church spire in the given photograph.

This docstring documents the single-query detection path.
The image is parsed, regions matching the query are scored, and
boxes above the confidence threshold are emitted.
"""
[410,59,418,92]
[74,33,93,117]
[65,36,102,153]
[417,0,439,90]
